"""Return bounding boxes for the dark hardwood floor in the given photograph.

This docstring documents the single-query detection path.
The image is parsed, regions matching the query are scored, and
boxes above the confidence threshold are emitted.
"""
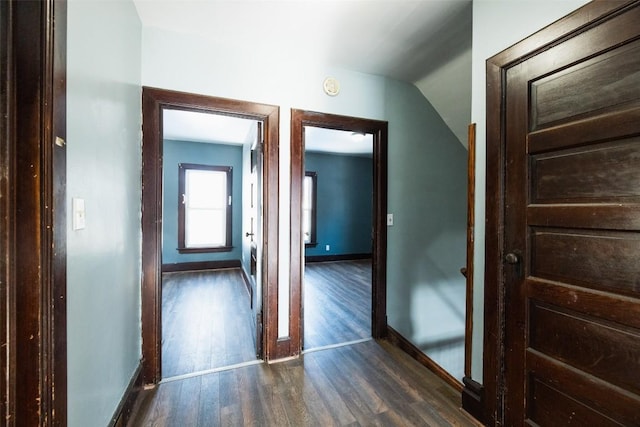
[162,268,256,379]
[129,339,481,426]
[304,260,371,350]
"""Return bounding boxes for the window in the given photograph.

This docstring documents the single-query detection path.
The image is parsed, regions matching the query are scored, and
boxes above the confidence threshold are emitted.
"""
[302,171,317,247]
[178,163,232,253]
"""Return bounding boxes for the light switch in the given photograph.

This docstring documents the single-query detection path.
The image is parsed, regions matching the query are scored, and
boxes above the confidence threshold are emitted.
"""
[387,213,394,226]
[72,198,86,230]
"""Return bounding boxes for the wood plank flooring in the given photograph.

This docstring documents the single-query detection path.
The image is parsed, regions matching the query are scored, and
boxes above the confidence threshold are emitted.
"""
[129,339,481,426]
[162,268,256,378]
[162,260,369,379]
[304,260,371,349]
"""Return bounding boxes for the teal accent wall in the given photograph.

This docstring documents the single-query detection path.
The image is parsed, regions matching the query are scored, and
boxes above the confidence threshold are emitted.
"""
[162,139,243,264]
[304,152,372,256]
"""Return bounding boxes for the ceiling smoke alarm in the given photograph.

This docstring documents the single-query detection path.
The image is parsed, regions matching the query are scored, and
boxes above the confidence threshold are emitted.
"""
[323,77,340,96]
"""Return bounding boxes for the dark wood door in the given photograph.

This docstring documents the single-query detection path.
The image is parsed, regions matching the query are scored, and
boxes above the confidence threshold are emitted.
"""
[501,3,640,425]
[250,122,264,357]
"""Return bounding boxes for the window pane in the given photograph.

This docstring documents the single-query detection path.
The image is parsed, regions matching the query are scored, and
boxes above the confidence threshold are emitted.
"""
[302,175,312,209]
[302,209,311,243]
[186,169,227,209]
[302,173,315,244]
[186,209,226,247]
[179,164,232,251]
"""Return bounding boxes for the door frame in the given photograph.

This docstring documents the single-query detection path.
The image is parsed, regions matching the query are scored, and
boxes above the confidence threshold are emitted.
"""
[2,0,68,423]
[483,1,638,424]
[140,87,279,384]
[290,109,388,354]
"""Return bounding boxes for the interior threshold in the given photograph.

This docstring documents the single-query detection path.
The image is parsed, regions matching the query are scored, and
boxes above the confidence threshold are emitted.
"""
[302,337,373,355]
[160,338,374,384]
[160,359,264,384]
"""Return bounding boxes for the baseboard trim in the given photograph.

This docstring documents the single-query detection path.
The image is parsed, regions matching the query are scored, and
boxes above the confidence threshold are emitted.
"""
[462,376,485,424]
[240,263,253,306]
[386,326,463,393]
[109,361,143,427]
[305,253,371,263]
[162,259,241,273]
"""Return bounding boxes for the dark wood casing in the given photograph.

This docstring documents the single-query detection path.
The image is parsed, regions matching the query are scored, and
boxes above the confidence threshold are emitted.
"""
[290,109,389,351]
[2,0,68,424]
[141,87,280,383]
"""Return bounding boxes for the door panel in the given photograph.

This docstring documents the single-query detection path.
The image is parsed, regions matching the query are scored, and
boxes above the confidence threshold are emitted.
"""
[528,375,621,427]
[531,139,640,202]
[529,302,640,395]
[250,122,264,357]
[503,3,640,424]
[530,41,640,129]
[531,229,640,295]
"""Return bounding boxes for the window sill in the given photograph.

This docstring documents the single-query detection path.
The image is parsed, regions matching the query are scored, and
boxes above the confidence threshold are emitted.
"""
[177,246,233,254]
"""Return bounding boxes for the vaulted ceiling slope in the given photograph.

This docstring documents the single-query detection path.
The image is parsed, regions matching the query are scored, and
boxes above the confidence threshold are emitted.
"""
[134,0,472,145]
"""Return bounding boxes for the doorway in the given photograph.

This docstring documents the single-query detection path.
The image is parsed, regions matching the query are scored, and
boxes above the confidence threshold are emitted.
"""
[290,110,388,354]
[141,87,280,385]
[484,1,640,424]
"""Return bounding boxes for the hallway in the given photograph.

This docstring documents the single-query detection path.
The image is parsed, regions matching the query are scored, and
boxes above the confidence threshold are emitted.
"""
[129,339,480,426]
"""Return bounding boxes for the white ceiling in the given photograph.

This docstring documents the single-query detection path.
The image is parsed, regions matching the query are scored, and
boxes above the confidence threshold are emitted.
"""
[133,0,472,84]
[305,126,372,156]
[163,109,372,155]
[145,0,472,148]
[163,109,257,145]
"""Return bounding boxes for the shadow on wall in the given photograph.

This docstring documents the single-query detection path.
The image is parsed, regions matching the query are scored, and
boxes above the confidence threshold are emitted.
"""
[408,227,467,339]
[411,228,467,380]
[383,79,467,381]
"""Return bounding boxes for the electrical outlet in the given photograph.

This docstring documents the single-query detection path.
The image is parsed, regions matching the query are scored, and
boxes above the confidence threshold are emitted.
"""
[325,245,330,251]
[387,213,394,226]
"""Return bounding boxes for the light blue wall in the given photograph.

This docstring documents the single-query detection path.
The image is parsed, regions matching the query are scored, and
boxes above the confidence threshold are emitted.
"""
[162,139,243,264]
[384,79,468,380]
[67,1,142,426]
[305,152,372,257]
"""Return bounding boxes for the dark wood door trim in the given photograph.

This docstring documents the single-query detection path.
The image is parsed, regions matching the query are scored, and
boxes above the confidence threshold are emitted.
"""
[141,87,279,384]
[484,1,638,424]
[3,0,68,423]
[461,123,484,421]
[1,3,12,421]
[290,109,388,357]
[463,123,475,379]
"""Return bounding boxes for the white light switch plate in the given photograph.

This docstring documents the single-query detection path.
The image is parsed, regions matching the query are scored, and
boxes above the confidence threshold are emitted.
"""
[72,198,86,230]
[387,213,394,226]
